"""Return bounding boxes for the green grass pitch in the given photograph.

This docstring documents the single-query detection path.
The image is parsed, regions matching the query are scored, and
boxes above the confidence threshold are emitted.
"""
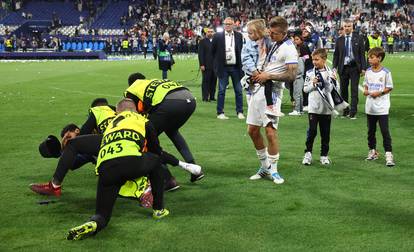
[0,53,413,251]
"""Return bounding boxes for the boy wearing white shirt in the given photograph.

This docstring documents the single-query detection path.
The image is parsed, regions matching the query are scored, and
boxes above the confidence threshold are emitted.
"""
[363,47,395,167]
[302,49,335,166]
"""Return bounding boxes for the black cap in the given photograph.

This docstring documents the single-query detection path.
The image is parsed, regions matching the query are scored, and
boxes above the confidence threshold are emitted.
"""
[39,135,61,158]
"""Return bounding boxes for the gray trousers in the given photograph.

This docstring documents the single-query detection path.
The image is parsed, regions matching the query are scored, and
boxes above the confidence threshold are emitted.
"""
[293,77,304,112]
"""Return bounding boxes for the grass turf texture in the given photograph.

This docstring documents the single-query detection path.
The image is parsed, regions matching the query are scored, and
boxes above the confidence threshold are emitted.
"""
[0,54,413,251]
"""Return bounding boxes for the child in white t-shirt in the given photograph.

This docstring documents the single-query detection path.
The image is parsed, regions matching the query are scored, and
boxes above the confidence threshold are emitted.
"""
[302,49,335,166]
[363,47,395,167]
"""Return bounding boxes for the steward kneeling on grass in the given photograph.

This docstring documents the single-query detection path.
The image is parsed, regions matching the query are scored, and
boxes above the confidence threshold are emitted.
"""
[67,98,169,240]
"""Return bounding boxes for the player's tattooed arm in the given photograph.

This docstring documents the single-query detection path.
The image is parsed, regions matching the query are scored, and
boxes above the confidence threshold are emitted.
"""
[253,64,298,83]
[268,64,298,82]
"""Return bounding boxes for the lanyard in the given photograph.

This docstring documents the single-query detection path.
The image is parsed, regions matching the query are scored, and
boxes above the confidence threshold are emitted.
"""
[226,32,233,47]
[261,36,288,71]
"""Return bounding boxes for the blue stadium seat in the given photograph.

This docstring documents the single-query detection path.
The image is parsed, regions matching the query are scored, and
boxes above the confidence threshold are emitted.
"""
[83,42,88,50]
[65,42,71,50]
[88,42,93,49]
[77,42,82,51]
[93,42,99,51]
[0,44,4,52]
[98,41,104,50]
[71,42,77,50]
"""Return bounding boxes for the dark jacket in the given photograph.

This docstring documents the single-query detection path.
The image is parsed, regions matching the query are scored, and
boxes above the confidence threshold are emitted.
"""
[198,37,214,70]
[299,43,313,78]
[158,40,174,71]
[333,32,366,75]
[211,31,243,78]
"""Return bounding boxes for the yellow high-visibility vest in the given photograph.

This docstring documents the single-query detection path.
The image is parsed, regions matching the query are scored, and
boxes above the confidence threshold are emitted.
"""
[89,106,116,134]
[96,111,148,171]
[125,79,184,110]
[368,35,382,49]
[387,36,394,45]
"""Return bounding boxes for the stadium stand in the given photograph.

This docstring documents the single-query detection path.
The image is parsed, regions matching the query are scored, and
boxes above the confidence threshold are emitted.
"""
[91,0,130,29]
[1,1,89,25]
[0,0,413,56]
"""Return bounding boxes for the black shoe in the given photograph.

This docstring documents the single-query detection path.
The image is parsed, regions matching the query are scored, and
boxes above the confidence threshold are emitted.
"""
[348,113,357,120]
[210,98,216,101]
[190,171,205,183]
[342,110,349,117]
[165,177,180,192]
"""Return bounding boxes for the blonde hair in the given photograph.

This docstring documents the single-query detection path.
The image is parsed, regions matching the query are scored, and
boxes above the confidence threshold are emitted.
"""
[312,48,328,59]
[162,32,170,41]
[246,19,266,38]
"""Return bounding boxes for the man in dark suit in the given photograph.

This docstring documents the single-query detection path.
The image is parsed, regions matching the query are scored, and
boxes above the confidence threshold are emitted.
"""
[198,27,217,102]
[212,17,244,120]
[333,19,366,119]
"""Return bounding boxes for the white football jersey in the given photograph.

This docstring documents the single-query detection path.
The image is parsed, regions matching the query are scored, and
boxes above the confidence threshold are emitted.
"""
[264,39,298,76]
[364,67,393,115]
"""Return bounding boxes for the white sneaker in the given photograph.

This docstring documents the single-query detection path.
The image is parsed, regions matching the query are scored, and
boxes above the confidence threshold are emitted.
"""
[288,110,302,116]
[268,172,285,184]
[302,152,312,165]
[249,167,269,180]
[366,149,379,160]
[303,106,308,112]
[217,113,229,120]
[180,162,202,175]
[237,112,245,119]
[265,106,284,117]
[385,152,395,167]
[320,156,331,165]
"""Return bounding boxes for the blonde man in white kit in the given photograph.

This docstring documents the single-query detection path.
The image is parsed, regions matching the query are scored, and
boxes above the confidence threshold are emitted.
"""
[247,16,298,184]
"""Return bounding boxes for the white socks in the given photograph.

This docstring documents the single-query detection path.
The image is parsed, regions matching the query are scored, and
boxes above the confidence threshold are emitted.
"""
[267,153,280,174]
[178,161,202,175]
[256,148,280,174]
[256,148,270,169]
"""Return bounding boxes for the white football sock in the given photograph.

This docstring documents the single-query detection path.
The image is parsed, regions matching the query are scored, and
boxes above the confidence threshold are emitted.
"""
[178,161,201,175]
[267,153,280,173]
[256,148,270,169]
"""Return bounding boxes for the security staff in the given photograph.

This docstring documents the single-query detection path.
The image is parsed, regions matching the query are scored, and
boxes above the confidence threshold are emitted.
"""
[30,98,200,197]
[30,98,116,197]
[387,34,394,54]
[122,38,129,55]
[67,99,168,240]
[126,73,204,183]
[80,98,117,135]
[30,99,151,205]
[366,30,382,52]
[5,38,13,52]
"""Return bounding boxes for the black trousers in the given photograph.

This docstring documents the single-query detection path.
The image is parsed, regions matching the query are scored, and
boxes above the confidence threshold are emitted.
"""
[53,135,102,184]
[305,113,332,156]
[201,69,217,101]
[340,64,360,116]
[90,154,164,231]
[367,114,392,152]
[52,134,174,185]
[150,97,196,164]
[387,44,394,54]
[303,91,309,107]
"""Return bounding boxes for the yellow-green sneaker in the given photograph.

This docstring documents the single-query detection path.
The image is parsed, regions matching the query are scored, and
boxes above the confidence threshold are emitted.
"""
[67,221,97,240]
[152,209,169,220]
